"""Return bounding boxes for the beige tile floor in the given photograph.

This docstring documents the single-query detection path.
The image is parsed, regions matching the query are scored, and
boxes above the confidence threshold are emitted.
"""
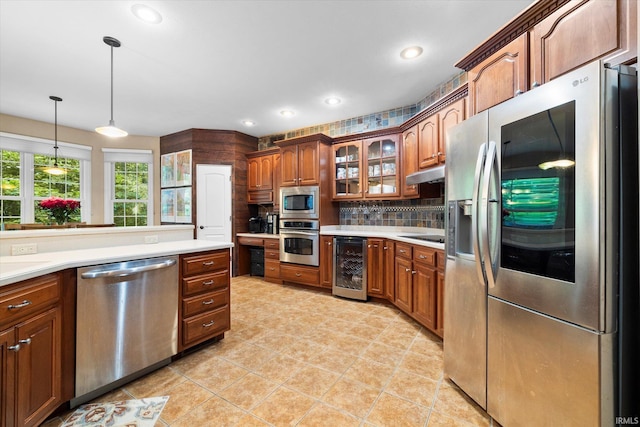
[44,275,494,427]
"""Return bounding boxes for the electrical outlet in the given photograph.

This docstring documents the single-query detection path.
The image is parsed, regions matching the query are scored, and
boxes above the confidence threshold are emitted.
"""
[144,235,159,244]
[11,243,38,256]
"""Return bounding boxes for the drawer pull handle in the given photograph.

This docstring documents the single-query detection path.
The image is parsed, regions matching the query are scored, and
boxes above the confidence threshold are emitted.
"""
[8,344,20,352]
[419,255,426,259]
[405,268,411,272]
[399,250,406,254]
[412,270,417,275]
[202,280,214,286]
[203,261,215,266]
[19,338,31,345]
[270,267,276,271]
[8,300,31,310]
[202,320,215,328]
[295,273,302,277]
[202,299,215,305]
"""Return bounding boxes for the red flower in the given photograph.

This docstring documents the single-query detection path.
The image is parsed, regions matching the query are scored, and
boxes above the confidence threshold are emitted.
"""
[38,197,81,224]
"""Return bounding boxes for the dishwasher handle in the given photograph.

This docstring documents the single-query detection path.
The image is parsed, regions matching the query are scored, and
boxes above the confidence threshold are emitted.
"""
[81,258,177,279]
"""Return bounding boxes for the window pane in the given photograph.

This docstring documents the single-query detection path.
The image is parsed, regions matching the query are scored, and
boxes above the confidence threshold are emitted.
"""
[33,154,82,224]
[112,161,150,227]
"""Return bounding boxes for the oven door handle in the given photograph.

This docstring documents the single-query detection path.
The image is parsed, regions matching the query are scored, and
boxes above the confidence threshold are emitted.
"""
[282,230,318,237]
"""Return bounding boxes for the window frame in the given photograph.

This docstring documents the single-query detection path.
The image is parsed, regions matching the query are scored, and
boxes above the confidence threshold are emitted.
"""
[0,132,92,224]
[103,148,154,226]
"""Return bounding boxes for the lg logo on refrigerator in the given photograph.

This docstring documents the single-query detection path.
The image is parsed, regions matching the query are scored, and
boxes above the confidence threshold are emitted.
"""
[572,76,589,86]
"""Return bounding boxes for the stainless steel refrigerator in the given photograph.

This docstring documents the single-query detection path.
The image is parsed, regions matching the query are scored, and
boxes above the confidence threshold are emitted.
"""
[444,61,638,426]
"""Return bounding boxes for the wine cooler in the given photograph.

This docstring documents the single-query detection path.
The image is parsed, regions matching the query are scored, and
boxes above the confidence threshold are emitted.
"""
[333,236,367,301]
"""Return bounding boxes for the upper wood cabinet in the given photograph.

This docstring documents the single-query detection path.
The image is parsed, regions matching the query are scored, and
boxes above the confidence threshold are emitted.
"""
[530,0,637,87]
[438,98,466,165]
[468,33,528,116]
[280,141,320,187]
[246,149,279,204]
[333,141,362,200]
[401,126,419,198]
[364,135,401,199]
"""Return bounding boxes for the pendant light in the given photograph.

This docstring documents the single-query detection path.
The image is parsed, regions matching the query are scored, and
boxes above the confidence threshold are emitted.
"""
[42,96,67,176]
[95,36,128,137]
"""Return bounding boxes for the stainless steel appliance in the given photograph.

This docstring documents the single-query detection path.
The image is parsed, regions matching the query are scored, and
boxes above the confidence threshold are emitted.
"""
[73,256,179,406]
[279,219,320,266]
[444,62,638,426]
[280,186,319,219]
[333,236,367,301]
[266,212,279,234]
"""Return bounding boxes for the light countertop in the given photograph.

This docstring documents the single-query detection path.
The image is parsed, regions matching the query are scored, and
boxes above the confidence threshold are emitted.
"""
[320,225,446,250]
[0,240,233,287]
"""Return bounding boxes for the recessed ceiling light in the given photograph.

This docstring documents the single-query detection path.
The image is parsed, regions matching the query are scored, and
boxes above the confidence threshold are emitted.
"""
[280,110,295,117]
[132,4,163,24]
[400,46,423,60]
[324,97,342,105]
[242,120,256,127]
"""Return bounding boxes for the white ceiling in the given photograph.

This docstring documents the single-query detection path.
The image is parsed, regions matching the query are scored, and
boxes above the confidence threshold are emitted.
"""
[0,0,533,138]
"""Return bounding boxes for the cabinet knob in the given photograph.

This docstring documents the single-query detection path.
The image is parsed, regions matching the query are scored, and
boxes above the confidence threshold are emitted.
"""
[296,272,302,277]
[383,246,388,250]
[405,268,411,272]
[531,81,540,88]
[437,152,442,156]
[432,154,437,158]
[8,344,20,352]
[515,89,524,96]
[412,270,417,275]
[199,226,204,229]
[419,255,426,259]
[368,244,371,248]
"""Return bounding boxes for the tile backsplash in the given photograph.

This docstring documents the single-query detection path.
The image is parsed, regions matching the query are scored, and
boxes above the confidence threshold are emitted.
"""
[339,198,445,229]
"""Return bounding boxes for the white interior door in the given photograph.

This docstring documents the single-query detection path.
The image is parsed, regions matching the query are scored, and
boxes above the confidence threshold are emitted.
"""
[196,164,232,242]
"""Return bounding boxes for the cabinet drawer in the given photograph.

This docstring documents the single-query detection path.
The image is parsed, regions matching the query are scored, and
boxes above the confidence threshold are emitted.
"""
[0,274,60,327]
[182,306,229,345]
[237,236,264,247]
[248,190,274,204]
[182,251,229,277]
[280,263,319,286]
[414,246,436,267]
[264,259,280,279]
[182,288,229,317]
[436,250,446,270]
[264,239,280,250]
[183,270,229,296]
[395,243,412,259]
[264,248,280,260]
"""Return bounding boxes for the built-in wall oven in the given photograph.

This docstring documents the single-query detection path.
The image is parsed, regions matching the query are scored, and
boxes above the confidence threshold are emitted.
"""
[280,219,319,266]
[280,186,319,219]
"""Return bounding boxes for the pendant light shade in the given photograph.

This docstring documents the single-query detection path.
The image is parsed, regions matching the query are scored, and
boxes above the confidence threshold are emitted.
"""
[96,36,128,137]
[43,96,67,176]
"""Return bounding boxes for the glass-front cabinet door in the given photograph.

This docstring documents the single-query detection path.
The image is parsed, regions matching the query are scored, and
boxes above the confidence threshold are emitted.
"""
[333,142,361,199]
[364,135,400,198]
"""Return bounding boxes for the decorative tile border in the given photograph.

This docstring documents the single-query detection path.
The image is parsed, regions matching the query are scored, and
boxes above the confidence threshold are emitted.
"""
[258,71,467,149]
[339,198,445,229]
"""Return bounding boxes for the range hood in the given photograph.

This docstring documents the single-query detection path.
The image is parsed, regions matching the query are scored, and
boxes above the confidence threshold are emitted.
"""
[405,165,445,184]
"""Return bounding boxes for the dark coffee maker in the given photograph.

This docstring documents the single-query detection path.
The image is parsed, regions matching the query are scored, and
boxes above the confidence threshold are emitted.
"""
[249,216,263,233]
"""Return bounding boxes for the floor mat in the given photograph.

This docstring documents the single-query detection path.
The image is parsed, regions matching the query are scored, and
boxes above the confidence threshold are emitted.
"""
[61,396,169,427]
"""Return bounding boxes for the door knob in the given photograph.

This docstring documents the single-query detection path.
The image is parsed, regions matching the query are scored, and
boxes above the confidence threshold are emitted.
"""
[199,226,204,229]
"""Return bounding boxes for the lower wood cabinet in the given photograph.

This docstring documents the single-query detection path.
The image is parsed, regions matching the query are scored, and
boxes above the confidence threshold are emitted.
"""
[0,273,63,427]
[179,249,231,352]
[367,238,395,298]
[263,239,281,284]
[394,242,444,336]
[319,236,334,288]
[280,263,320,287]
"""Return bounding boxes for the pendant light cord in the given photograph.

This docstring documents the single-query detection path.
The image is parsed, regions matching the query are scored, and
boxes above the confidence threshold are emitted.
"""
[110,44,114,123]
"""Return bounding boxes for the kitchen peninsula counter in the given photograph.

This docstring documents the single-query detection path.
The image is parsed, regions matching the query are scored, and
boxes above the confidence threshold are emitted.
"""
[0,225,233,286]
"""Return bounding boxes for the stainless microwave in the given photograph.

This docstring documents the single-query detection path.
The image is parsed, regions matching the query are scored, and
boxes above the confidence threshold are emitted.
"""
[280,186,319,219]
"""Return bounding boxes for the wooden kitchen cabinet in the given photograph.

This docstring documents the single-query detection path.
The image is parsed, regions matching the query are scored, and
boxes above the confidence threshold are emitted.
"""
[394,242,413,313]
[333,142,362,199]
[383,241,395,301]
[367,238,384,296]
[280,263,320,287]
[320,235,334,288]
[418,113,440,169]
[468,33,528,116]
[280,141,320,187]
[412,246,438,331]
[364,135,401,199]
[401,125,420,198]
[247,149,278,204]
[264,239,281,284]
[179,249,231,352]
[0,273,62,427]
[530,0,637,88]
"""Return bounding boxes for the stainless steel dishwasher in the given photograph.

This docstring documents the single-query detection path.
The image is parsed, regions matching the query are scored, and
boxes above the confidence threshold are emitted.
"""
[73,256,178,406]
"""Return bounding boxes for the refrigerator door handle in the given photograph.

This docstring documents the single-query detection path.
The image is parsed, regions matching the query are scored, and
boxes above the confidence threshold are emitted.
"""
[472,142,488,285]
[481,140,498,289]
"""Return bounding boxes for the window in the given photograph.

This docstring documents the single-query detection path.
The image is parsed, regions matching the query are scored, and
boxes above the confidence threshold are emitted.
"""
[0,133,91,228]
[104,149,153,227]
